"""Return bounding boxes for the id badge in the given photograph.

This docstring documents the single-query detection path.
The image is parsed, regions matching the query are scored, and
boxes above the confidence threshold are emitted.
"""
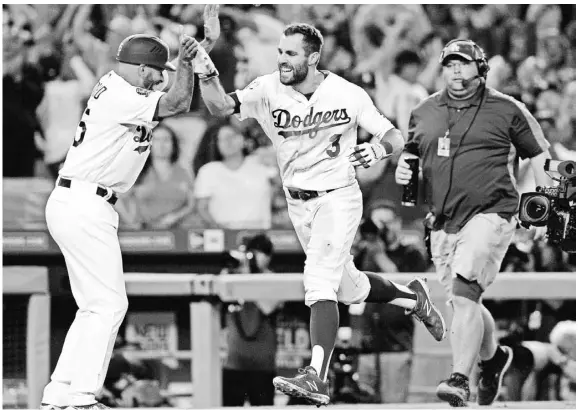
[437,137,450,157]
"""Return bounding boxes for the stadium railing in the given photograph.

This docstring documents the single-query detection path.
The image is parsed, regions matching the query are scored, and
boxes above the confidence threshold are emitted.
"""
[3,268,576,408]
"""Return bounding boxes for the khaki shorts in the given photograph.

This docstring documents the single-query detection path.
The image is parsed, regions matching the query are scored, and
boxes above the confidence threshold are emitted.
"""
[430,213,516,302]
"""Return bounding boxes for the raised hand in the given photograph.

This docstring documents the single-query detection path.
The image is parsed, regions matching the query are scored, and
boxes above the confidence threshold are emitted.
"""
[178,25,199,62]
[203,4,220,44]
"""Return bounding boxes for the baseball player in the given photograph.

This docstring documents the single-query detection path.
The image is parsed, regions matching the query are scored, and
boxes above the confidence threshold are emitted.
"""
[40,6,219,410]
[196,23,446,405]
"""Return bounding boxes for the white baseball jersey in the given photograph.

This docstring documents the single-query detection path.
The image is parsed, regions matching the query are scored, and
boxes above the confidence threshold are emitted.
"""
[235,71,395,190]
[58,71,164,194]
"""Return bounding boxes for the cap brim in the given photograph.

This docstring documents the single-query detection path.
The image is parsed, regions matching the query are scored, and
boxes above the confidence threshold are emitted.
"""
[164,61,176,72]
[442,52,474,63]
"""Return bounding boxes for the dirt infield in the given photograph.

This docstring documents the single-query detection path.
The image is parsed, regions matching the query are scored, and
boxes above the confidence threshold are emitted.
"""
[96,402,575,410]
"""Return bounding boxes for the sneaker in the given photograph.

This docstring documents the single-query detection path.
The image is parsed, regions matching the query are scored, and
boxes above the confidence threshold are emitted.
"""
[64,403,109,410]
[273,366,330,406]
[406,277,447,341]
[437,373,470,407]
[477,345,513,405]
[40,405,63,410]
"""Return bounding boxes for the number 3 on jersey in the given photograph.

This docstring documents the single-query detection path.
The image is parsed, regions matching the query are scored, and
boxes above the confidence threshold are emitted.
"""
[326,133,342,158]
[73,108,90,147]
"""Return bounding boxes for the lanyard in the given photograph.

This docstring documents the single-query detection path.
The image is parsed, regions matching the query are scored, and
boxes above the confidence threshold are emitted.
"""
[437,87,486,222]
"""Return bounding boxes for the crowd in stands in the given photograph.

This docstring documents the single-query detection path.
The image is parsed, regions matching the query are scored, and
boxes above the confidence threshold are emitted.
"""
[3,6,575,405]
[3,4,576,246]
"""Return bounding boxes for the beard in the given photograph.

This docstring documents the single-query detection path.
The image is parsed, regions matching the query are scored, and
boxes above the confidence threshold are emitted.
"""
[279,61,308,85]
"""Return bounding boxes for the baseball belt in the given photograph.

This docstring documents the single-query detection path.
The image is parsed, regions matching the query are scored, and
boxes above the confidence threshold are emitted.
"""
[58,177,118,205]
[287,188,337,201]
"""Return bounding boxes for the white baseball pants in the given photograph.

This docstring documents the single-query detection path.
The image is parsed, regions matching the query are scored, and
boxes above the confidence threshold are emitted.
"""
[286,183,371,307]
[42,181,128,406]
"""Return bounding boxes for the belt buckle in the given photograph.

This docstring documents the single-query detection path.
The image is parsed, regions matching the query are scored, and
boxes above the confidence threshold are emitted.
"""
[299,191,311,201]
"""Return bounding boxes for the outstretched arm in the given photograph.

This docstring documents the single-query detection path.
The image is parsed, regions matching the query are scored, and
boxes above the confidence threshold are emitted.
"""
[157,33,198,118]
[199,76,237,117]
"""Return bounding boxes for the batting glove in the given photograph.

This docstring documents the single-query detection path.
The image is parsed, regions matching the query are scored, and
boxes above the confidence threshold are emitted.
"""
[194,45,219,79]
[348,143,389,168]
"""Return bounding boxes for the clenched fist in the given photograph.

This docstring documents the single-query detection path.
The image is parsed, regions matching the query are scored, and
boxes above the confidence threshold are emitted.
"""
[178,26,200,62]
[395,154,419,185]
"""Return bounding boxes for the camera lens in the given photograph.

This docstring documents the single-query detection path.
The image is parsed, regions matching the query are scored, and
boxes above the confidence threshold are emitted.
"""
[525,196,550,221]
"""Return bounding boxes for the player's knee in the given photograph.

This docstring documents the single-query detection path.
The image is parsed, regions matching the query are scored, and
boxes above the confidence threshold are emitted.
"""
[113,294,129,314]
[305,289,337,307]
[452,274,483,303]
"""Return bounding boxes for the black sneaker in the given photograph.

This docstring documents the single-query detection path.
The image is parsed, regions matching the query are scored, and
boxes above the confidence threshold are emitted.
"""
[437,373,470,407]
[406,277,447,341]
[273,366,330,406]
[477,345,513,405]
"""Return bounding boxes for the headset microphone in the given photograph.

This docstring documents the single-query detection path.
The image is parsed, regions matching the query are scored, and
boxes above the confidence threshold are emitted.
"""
[461,74,481,88]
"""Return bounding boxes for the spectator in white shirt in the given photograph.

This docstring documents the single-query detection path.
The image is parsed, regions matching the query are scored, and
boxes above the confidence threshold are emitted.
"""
[35,35,95,178]
[194,122,274,230]
[374,50,429,139]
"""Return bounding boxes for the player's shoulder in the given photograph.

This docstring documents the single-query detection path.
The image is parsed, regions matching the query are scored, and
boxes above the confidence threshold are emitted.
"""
[484,86,528,112]
[241,72,277,93]
[327,72,365,93]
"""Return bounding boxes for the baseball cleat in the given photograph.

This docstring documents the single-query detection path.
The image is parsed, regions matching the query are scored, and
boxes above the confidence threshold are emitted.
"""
[477,345,513,405]
[273,366,330,406]
[64,403,109,410]
[437,373,470,407]
[406,277,447,341]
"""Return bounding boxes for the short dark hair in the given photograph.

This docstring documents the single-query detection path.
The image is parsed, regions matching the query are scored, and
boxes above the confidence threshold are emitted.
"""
[247,233,274,256]
[283,23,324,56]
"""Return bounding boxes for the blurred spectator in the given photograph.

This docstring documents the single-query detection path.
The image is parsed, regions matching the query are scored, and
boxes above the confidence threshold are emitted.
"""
[222,234,279,406]
[35,32,96,179]
[350,202,427,403]
[351,5,431,68]
[368,200,428,273]
[374,49,429,138]
[99,335,165,408]
[353,218,398,274]
[117,124,196,230]
[194,122,274,229]
[502,321,576,401]
[3,5,45,177]
[532,241,575,273]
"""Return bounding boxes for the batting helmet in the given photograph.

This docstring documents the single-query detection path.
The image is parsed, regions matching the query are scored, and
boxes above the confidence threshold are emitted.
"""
[116,34,176,72]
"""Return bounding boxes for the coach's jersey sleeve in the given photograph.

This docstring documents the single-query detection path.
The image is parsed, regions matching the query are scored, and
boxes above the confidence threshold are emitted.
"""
[234,76,269,121]
[356,88,395,139]
[509,99,550,159]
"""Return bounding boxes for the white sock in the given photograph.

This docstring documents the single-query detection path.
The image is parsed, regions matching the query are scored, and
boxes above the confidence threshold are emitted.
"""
[309,345,324,377]
[388,283,417,310]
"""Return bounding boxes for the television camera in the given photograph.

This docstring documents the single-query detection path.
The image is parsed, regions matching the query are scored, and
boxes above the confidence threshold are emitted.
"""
[519,160,575,253]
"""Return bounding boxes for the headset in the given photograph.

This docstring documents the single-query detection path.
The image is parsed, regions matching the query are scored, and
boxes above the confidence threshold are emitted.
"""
[439,39,490,79]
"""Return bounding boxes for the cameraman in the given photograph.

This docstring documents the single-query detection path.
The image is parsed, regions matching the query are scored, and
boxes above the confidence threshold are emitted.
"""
[394,39,552,406]
[222,234,280,406]
[351,202,427,403]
